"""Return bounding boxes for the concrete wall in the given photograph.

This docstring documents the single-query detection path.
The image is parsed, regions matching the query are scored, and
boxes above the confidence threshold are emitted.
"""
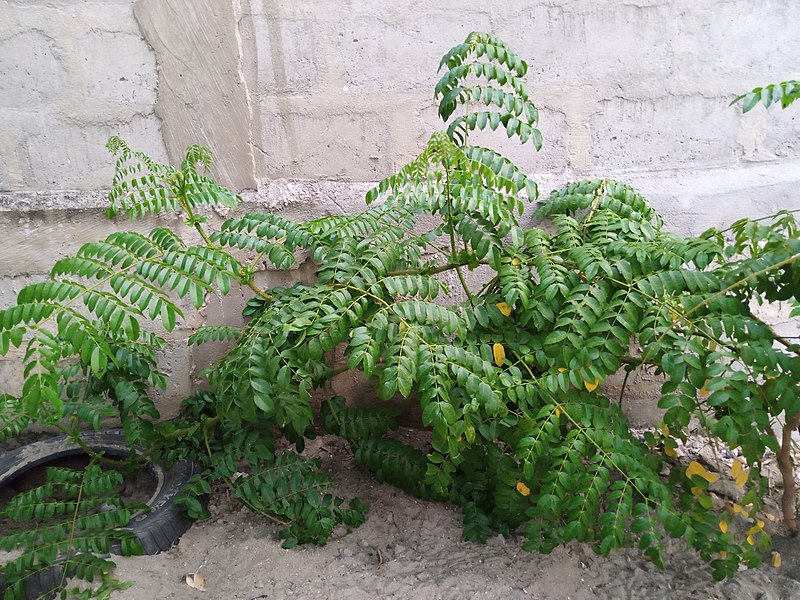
[1,0,798,421]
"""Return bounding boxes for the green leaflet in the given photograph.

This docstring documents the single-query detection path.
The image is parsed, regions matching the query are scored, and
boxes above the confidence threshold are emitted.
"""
[733,80,800,113]
[106,137,239,219]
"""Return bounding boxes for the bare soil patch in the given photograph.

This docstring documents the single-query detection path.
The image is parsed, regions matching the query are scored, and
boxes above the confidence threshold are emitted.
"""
[109,432,800,600]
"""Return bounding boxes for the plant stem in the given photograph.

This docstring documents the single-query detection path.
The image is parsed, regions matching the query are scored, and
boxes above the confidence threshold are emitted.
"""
[177,185,214,248]
[60,462,90,591]
[771,413,800,535]
[454,266,474,302]
[158,416,220,442]
[230,485,291,526]
[54,424,140,469]
[177,183,274,301]
[443,163,474,302]
[717,208,800,234]
[478,274,499,297]
[388,261,488,278]
[202,424,213,458]
[583,179,607,234]
[247,279,273,301]
[748,310,799,355]
[618,369,632,408]
[642,253,799,366]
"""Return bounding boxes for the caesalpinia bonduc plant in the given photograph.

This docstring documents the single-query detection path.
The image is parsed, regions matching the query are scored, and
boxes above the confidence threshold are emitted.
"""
[1,32,798,580]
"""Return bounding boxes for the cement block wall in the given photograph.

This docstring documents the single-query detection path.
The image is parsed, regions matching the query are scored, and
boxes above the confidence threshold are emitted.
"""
[1,0,798,422]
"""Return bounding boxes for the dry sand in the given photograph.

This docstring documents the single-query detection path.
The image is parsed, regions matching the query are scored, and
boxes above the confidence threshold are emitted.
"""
[111,434,800,600]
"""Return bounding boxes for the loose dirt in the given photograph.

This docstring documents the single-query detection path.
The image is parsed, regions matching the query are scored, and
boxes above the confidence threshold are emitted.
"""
[111,433,800,600]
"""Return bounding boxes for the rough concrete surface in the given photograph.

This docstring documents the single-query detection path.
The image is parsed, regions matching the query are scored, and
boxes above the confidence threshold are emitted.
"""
[0,0,167,191]
[0,0,798,420]
[133,0,257,190]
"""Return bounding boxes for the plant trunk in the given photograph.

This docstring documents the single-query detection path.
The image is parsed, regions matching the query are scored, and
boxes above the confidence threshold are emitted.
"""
[776,413,800,536]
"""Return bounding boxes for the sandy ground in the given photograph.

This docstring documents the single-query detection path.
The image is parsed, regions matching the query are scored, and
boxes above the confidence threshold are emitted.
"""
[110,434,800,600]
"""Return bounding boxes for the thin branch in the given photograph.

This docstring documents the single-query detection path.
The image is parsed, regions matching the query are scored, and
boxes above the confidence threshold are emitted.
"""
[388,261,488,278]
[770,413,800,536]
[717,209,800,234]
[618,369,632,409]
[641,253,799,366]
[444,161,475,302]
[748,310,799,355]
[247,279,273,301]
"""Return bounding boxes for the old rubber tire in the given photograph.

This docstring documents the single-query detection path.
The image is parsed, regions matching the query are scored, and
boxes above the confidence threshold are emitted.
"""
[0,430,202,599]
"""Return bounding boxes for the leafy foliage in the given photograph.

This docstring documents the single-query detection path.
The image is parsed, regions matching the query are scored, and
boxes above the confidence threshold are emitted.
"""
[1,31,798,586]
[320,396,400,444]
[733,80,800,112]
[160,392,368,549]
[0,463,144,599]
[436,32,541,148]
[105,137,239,220]
[0,141,244,445]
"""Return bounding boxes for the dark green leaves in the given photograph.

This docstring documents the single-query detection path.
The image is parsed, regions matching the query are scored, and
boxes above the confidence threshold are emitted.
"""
[321,396,399,443]
[188,325,242,346]
[392,301,465,337]
[353,437,445,501]
[212,213,301,269]
[438,32,527,77]
[435,32,540,148]
[3,33,797,579]
[106,137,239,219]
[733,80,800,113]
[0,463,144,599]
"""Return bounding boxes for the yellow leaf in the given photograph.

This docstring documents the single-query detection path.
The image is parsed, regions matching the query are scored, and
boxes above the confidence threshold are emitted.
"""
[516,481,531,496]
[772,552,782,568]
[661,424,670,437]
[764,512,780,523]
[691,486,703,496]
[493,343,506,367]
[685,461,719,484]
[557,367,567,373]
[699,380,710,397]
[555,404,563,417]
[664,447,677,458]
[731,502,746,515]
[465,425,476,444]
[511,257,521,266]
[750,519,765,533]
[669,308,680,322]
[719,550,727,558]
[719,520,728,533]
[496,302,512,317]
[584,378,600,392]
[746,534,755,546]
[731,459,748,487]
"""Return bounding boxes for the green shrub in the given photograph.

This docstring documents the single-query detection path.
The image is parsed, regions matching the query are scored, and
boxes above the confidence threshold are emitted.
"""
[1,32,798,584]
